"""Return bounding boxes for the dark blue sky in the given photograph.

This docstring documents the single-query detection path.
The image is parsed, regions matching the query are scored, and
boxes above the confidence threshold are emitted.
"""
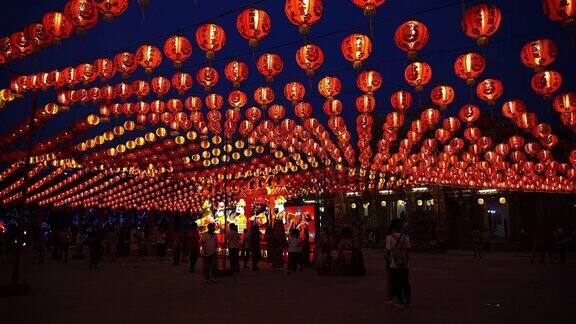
[0,0,574,160]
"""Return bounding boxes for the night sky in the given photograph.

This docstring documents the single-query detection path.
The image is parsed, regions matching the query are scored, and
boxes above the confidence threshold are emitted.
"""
[0,0,574,161]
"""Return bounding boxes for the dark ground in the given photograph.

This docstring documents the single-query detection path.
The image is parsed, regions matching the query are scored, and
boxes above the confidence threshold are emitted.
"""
[1,250,575,324]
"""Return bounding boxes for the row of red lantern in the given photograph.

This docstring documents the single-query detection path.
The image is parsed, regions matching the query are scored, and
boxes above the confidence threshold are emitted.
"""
[0,164,43,200]
[27,170,86,203]
[77,120,137,152]
[57,172,127,207]
[0,161,24,183]
[0,0,129,65]
[71,173,145,208]
[38,171,107,206]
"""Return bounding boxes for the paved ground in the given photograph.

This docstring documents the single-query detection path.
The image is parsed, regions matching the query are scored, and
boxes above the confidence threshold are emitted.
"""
[1,250,575,324]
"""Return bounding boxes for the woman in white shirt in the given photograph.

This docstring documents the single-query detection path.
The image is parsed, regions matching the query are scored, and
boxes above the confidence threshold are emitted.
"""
[287,229,301,273]
[200,223,218,283]
[227,224,240,272]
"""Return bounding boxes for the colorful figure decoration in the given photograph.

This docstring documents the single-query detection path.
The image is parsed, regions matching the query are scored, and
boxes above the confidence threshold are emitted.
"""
[214,201,226,233]
[274,195,287,222]
[227,199,247,233]
[196,199,214,233]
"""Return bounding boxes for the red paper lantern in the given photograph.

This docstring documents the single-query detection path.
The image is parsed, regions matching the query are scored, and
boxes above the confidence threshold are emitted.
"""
[318,77,342,100]
[185,96,202,111]
[167,98,183,113]
[461,3,502,46]
[284,82,306,105]
[323,99,343,116]
[268,104,286,122]
[501,99,526,119]
[65,0,99,32]
[435,128,451,143]
[390,90,413,112]
[114,82,133,101]
[553,92,576,113]
[443,117,461,132]
[195,23,226,59]
[228,90,248,109]
[171,72,193,95]
[476,78,503,104]
[256,53,284,82]
[254,86,275,107]
[341,34,372,69]
[431,85,455,109]
[458,104,481,124]
[520,39,557,71]
[151,76,171,98]
[26,23,54,48]
[42,12,74,42]
[351,0,386,16]
[394,20,429,59]
[516,112,538,129]
[421,108,441,126]
[136,45,162,73]
[543,0,576,27]
[95,58,116,80]
[62,67,79,87]
[95,0,129,21]
[295,44,324,76]
[236,8,271,47]
[386,112,405,129]
[10,31,35,56]
[404,62,432,91]
[76,63,98,85]
[357,70,382,94]
[294,102,312,119]
[113,52,138,78]
[205,93,224,110]
[284,0,323,34]
[454,52,485,84]
[246,106,263,122]
[356,94,376,113]
[560,112,576,127]
[464,127,481,141]
[164,35,192,68]
[531,70,562,98]
[224,60,249,88]
[196,66,219,91]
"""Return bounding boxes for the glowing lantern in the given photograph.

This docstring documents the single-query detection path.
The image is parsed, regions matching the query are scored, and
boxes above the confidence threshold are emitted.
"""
[151,76,171,98]
[461,3,502,46]
[26,23,53,48]
[163,35,192,68]
[236,8,272,47]
[394,20,429,59]
[323,99,343,116]
[341,34,372,69]
[516,112,537,129]
[268,104,286,122]
[205,93,224,111]
[76,63,97,84]
[533,123,552,139]
[351,0,386,16]
[296,44,324,76]
[501,99,526,119]
[254,86,275,108]
[185,96,202,111]
[443,117,461,132]
[113,52,137,78]
[196,66,219,91]
[356,94,376,113]
[136,45,162,73]
[476,78,503,105]
[246,107,262,122]
[95,0,129,21]
[171,72,193,96]
[224,60,249,88]
[435,128,451,143]
[227,90,247,109]
[44,103,59,115]
[531,70,562,98]
[284,82,306,105]
[43,12,74,43]
[553,92,576,113]
[458,104,481,124]
[94,58,116,80]
[390,90,412,112]
[464,127,481,142]
[114,82,133,101]
[520,39,557,71]
[284,0,323,34]
[454,52,485,84]
[295,102,313,118]
[318,77,342,100]
[64,0,99,32]
[386,112,405,129]
[421,108,441,127]
[543,0,576,27]
[167,98,183,113]
[10,32,34,56]
[357,70,382,94]
[430,85,455,109]
[404,61,432,91]
[195,23,226,59]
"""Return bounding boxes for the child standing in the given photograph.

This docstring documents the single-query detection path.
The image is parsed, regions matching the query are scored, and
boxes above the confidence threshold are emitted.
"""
[287,229,301,273]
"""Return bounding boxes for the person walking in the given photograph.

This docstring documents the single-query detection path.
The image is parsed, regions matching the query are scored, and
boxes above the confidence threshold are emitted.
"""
[188,223,200,273]
[386,219,412,308]
[250,224,261,271]
[270,219,287,269]
[201,223,218,283]
[301,227,310,269]
[227,224,241,272]
[471,226,482,259]
[241,228,250,268]
[172,230,183,266]
[287,229,301,273]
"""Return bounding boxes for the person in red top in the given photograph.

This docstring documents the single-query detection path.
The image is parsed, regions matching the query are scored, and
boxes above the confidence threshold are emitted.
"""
[188,223,200,273]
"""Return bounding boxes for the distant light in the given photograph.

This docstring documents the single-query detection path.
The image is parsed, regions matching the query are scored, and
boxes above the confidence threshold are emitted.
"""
[23,230,27,235]
[397,200,406,206]
[319,206,325,212]
[478,198,485,205]
[363,202,369,209]
[346,191,361,197]
[381,201,387,207]
[478,189,497,195]
[303,199,318,204]
[22,242,26,247]
[412,187,428,192]
[379,190,394,195]
[417,199,423,206]
[351,203,357,209]
[499,197,507,205]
